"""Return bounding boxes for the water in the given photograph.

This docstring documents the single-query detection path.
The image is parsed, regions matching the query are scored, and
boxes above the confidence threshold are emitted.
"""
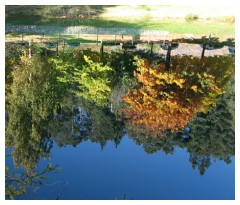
[5,135,234,200]
[5,43,235,200]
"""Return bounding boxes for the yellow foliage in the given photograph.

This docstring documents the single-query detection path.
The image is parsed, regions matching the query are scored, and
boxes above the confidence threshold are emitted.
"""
[191,85,198,92]
[121,56,231,135]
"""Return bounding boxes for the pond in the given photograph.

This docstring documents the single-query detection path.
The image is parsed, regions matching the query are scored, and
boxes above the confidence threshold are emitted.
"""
[5,43,235,200]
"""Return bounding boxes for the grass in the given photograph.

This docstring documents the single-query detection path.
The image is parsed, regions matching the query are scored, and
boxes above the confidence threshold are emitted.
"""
[5,5,235,41]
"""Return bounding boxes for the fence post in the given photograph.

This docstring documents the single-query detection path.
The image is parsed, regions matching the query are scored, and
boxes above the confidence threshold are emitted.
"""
[165,42,172,70]
[201,43,206,59]
[97,29,99,45]
[150,42,153,55]
[56,41,59,56]
[201,36,206,59]
[115,34,117,46]
[100,41,103,61]
[63,39,65,53]
[28,40,32,59]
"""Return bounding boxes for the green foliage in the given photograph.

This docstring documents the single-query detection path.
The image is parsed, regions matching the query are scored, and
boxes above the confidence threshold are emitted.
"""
[185,13,199,21]
[5,43,26,103]
[5,42,235,179]
[49,50,116,107]
[48,53,75,95]
[6,54,61,173]
[170,55,234,112]
[73,55,114,106]
[50,95,125,149]
[186,78,235,169]
[126,79,234,175]
[126,124,176,154]
[121,55,234,134]
[5,163,59,200]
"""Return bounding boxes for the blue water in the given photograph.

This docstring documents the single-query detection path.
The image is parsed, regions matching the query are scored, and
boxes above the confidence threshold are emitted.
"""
[6,135,235,200]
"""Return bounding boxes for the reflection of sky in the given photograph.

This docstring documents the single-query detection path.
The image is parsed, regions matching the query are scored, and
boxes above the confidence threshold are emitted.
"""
[5,135,235,200]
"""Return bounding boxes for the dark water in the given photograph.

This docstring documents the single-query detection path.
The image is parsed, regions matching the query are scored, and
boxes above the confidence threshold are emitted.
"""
[5,96,235,200]
[6,137,235,200]
[5,43,235,200]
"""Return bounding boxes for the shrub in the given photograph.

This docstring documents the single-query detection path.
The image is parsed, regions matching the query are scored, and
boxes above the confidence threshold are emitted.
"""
[185,13,199,21]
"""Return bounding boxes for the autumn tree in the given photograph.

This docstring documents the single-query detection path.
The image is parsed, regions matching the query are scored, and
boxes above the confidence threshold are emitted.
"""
[121,55,234,134]
[126,79,234,175]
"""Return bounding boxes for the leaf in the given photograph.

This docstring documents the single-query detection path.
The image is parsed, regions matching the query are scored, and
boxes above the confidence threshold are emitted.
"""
[191,85,198,92]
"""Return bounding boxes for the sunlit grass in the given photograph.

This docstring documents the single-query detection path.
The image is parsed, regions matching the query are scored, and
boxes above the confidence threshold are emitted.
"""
[5,5,235,40]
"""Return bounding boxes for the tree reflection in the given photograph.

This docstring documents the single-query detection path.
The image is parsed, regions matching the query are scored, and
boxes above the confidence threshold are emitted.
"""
[5,43,235,178]
[121,55,234,135]
[5,54,60,173]
[50,96,125,149]
[5,162,59,200]
[126,76,234,175]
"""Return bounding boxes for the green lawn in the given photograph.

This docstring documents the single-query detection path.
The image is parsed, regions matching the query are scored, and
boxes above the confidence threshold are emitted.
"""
[5,5,235,40]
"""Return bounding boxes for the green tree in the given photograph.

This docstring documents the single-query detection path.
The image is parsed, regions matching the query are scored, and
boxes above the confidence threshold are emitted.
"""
[185,78,235,175]
[49,50,115,107]
[5,163,58,200]
[5,43,26,103]
[73,55,114,106]
[49,94,125,149]
[6,54,61,173]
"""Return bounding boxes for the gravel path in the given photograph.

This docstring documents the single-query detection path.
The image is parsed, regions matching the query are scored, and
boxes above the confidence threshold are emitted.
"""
[137,43,233,57]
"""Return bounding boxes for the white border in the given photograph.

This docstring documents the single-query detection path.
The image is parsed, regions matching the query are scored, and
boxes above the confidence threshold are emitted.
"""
[1,1,239,205]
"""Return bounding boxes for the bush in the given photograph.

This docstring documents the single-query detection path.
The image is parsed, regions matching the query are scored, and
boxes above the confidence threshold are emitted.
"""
[185,13,199,21]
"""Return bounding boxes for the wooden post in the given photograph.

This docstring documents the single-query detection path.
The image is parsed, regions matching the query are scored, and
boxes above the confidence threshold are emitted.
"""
[100,41,103,61]
[56,42,59,56]
[97,30,98,45]
[132,35,134,45]
[201,36,207,59]
[150,42,153,55]
[22,34,24,44]
[115,34,117,46]
[63,39,65,53]
[201,43,206,59]
[110,102,113,113]
[165,42,172,70]
[28,40,31,59]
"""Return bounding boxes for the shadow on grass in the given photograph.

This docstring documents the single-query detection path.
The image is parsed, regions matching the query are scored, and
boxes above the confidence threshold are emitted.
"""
[6,5,117,26]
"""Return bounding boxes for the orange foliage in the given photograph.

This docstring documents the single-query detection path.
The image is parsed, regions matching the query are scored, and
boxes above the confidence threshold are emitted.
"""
[121,56,228,135]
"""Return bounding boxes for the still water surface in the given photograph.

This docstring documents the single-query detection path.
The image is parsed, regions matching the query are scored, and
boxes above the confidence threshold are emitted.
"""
[5,44,235,200]
[6,133,235,200]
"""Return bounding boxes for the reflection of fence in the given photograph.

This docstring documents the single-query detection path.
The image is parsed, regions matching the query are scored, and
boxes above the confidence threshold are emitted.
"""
[5,25,169,36]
